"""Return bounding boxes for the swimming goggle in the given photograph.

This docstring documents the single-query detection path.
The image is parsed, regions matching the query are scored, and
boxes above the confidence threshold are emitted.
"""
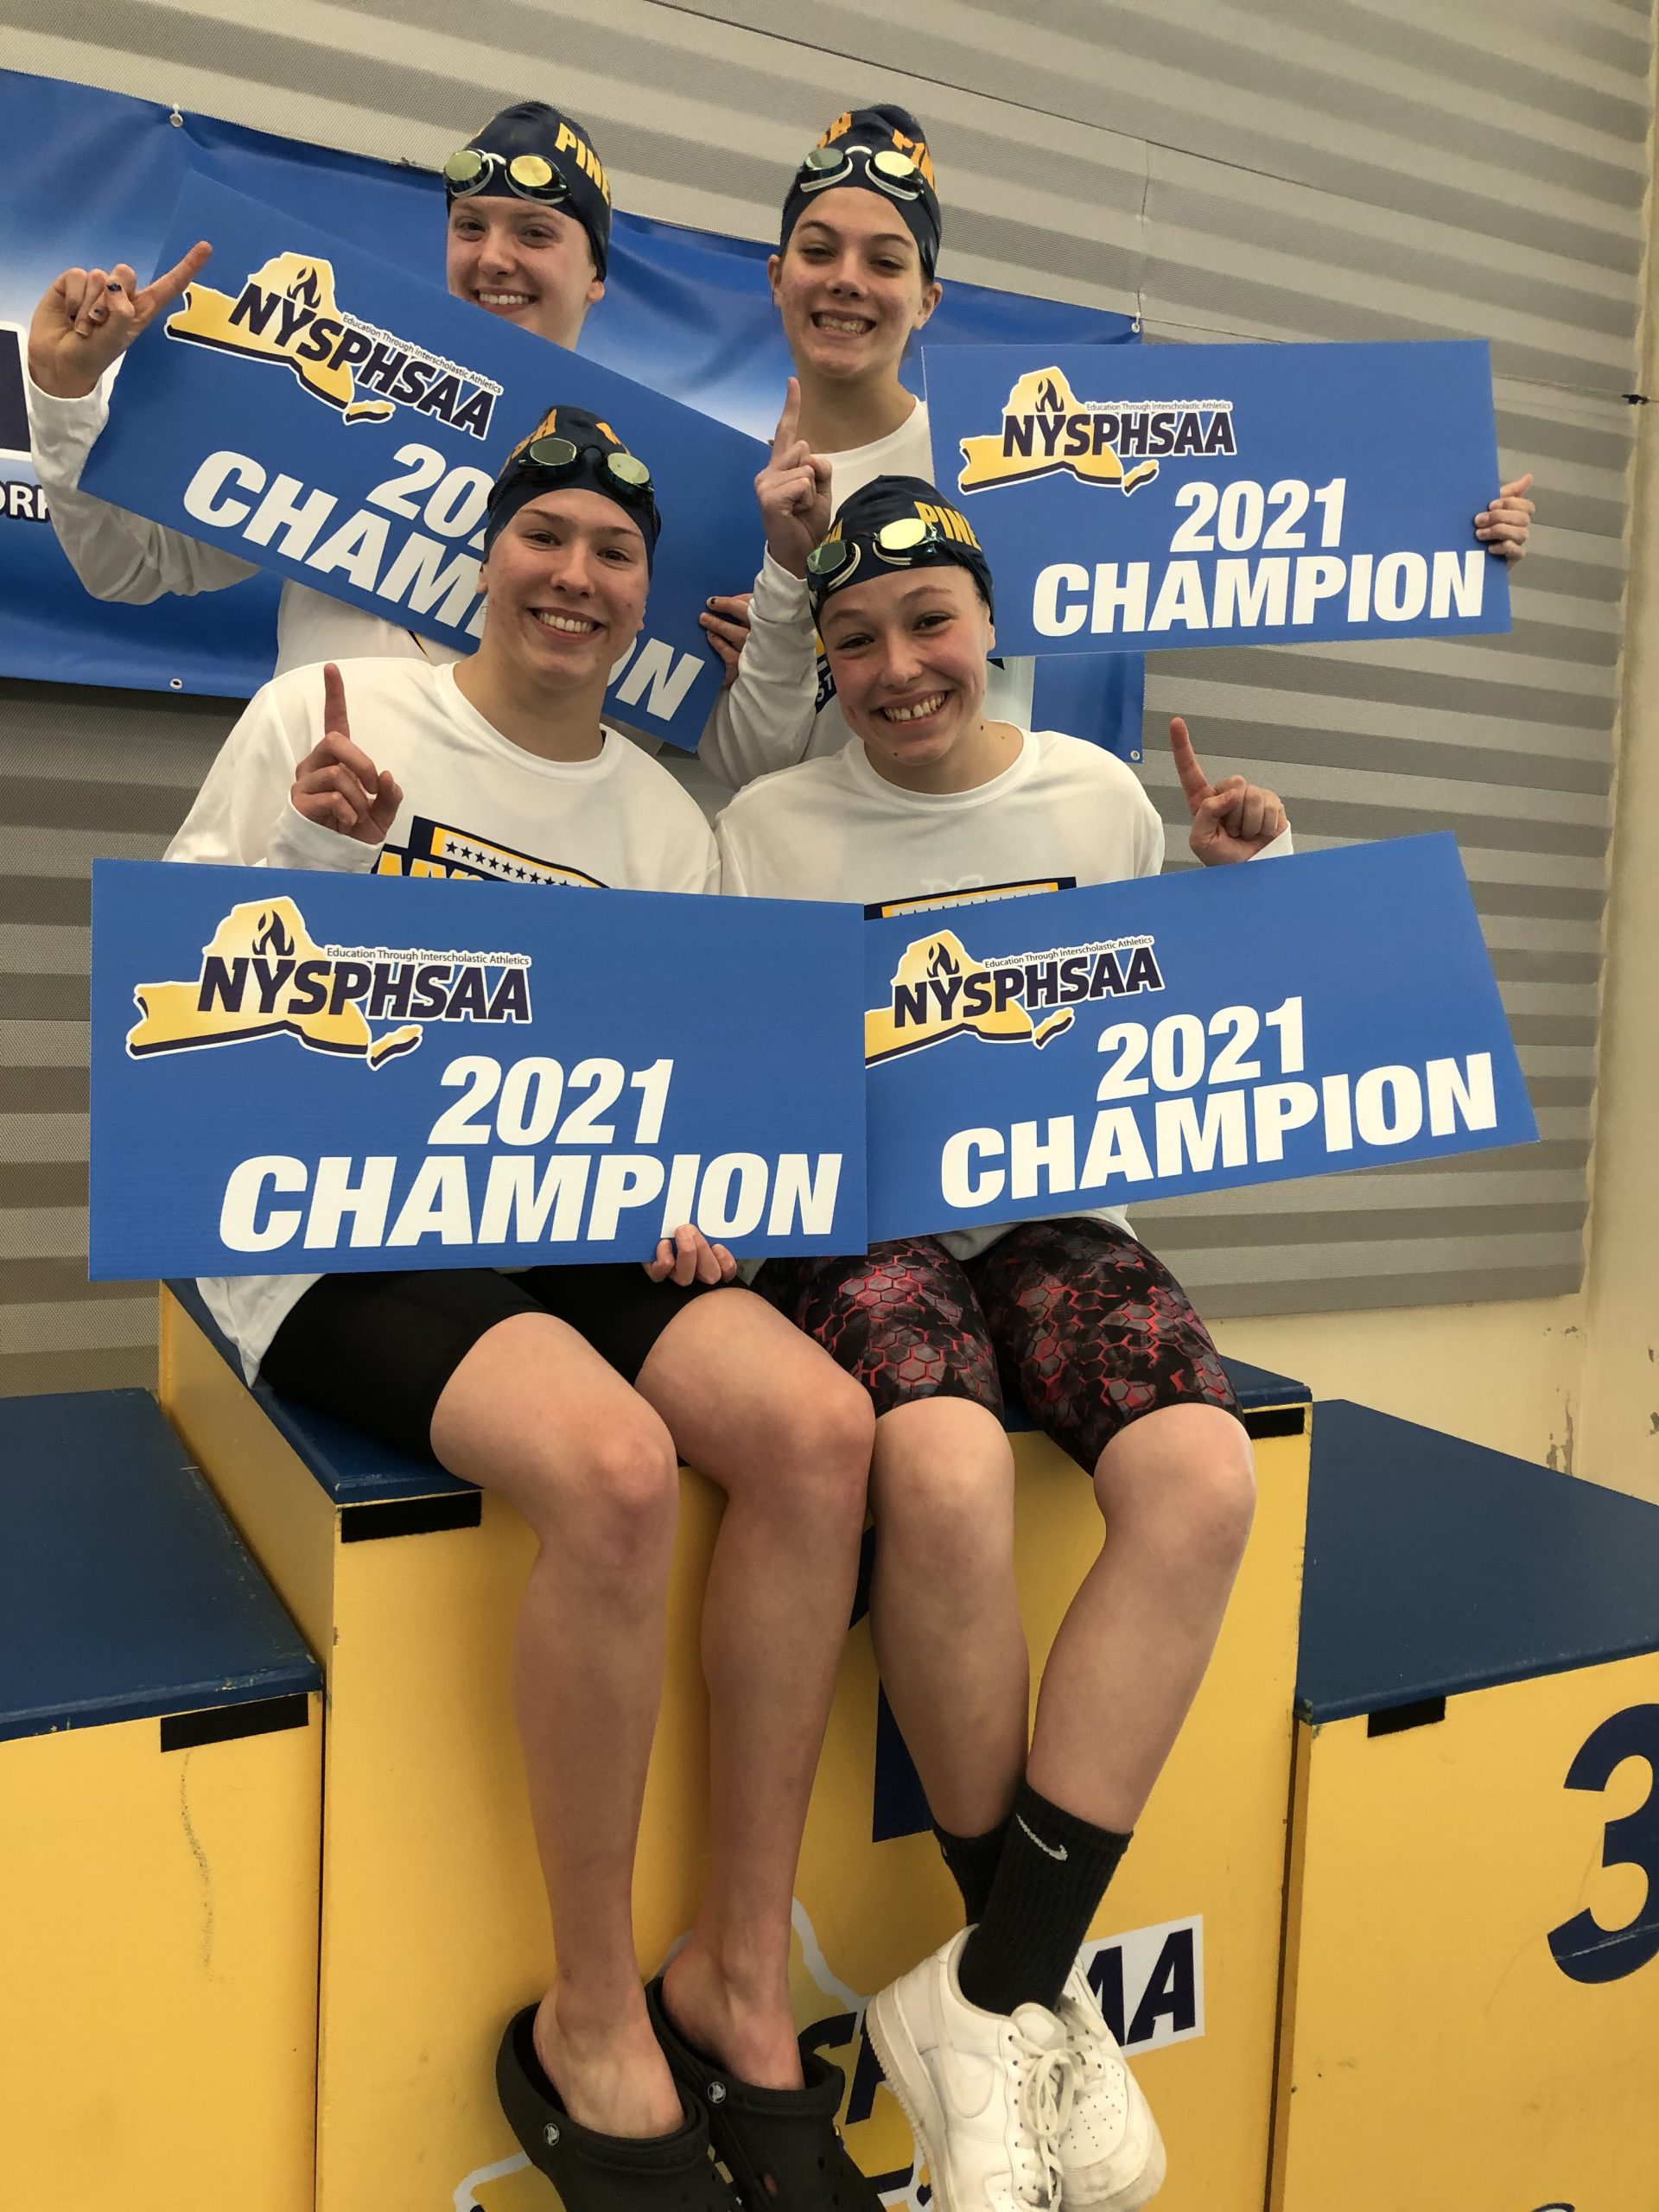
[794,143,931,202]
[518,434,655,503]
[806,516,951,590]
[444,147,572,204]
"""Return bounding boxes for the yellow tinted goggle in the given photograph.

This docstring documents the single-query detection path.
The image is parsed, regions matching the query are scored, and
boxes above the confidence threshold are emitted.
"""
[806,516,947,588]
[444,148,570,204]
[797,144,930,201]
[522,434,654,502]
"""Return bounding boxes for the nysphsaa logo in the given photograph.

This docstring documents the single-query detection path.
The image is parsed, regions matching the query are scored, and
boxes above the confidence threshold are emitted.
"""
[866,926,1164,1065]
[166,252,502,439]
[958,365,1236,498]
[126,897,531,1071]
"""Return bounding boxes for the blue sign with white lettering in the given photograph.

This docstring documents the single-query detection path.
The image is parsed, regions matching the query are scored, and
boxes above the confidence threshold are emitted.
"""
[861,836,1535,1242]
[921,340,1510,658]
[89,861,866,1279]
[79,175,768,747]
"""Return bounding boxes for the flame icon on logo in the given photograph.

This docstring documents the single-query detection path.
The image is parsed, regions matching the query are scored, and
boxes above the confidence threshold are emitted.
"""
[1035,377,1065,411]
[252,910,295,957]
[926,940,960,979]
[286,264,323,309]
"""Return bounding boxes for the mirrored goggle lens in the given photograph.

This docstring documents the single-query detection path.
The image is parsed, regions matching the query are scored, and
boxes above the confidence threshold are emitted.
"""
[869,149,925,192]
[874,517,934,555]
[806,538,852,578]
[524,435,581,470]
[443,148,488,188]
[606,453,652,491]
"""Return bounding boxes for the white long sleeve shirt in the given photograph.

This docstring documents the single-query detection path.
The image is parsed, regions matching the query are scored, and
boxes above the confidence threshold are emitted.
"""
[693,398,1033,804]
[170,655,716,1379]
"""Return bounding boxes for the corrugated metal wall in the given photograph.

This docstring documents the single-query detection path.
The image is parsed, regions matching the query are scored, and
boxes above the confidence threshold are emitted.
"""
[2,0,1648,1389]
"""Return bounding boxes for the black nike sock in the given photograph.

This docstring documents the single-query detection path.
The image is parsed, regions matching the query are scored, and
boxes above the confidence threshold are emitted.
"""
[955,1780,1131,2017]
[931,1815,1012,1924]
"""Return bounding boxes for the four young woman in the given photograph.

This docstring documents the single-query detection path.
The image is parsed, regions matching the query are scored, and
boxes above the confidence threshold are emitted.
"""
[29,88,1537,2212]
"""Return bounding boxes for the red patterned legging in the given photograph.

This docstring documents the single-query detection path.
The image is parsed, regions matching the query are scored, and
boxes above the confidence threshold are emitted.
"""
[756,1218,1237,1472]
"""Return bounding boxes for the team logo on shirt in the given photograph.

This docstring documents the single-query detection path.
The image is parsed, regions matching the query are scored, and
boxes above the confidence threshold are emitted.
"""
[865,926,1164,1065]
[125,897,531,1069]
[957,366,1236,498]
[373,814,604,886]
[166,253,503,439]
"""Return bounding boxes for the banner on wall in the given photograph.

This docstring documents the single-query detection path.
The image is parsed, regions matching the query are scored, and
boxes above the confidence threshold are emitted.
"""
[861,835,1535,1241]
[88,861,867,1280]
[921,340,1510,658]
[0,67,1143,754]
[79,175,766,751]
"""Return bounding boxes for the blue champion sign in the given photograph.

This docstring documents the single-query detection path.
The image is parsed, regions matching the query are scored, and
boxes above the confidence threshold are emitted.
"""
[921,340,1511,659]
[78,174,769,748]
[861,836,1535,1242]
[89,862,868,1279]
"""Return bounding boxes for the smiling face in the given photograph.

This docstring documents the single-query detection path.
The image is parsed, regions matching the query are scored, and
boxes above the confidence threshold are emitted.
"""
[768,188,941,387]
[818,562,996,785]
[446,199,604,347]
[475,488,648,695]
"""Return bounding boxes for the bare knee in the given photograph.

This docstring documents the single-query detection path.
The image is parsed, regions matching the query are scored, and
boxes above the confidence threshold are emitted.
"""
[760,1367,875,1531]
[873,1420,1016,1591]
[550,1417,681,1589]
[1094,1404,1256,1580]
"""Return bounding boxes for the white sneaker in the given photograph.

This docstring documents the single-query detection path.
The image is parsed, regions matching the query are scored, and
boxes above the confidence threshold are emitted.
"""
[1053,1961,1166,2209]
[867,1929,1075,2212]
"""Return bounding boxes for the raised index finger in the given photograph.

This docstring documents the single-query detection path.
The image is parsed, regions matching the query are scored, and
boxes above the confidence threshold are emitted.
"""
[771,376,802,461]
[139,239,212,318]
[1167,716,1213,810]
[321,661,352,747]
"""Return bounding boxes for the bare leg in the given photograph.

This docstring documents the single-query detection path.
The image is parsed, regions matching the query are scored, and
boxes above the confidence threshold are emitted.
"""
[1026,1403,1256,1831]
[638,1288,874,2089]
[867,1397,1030,1838]
[429,1312,684,2139]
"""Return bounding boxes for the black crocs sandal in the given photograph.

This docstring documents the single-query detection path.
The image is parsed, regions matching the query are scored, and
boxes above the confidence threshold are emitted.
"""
[645,1980,885,2212]
[497,2005,738,2212]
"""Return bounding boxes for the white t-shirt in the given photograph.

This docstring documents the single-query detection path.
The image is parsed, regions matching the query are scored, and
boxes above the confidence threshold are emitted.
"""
[169,656,717,1379]
[690,397,1033,810]
[716,728,1291,1259]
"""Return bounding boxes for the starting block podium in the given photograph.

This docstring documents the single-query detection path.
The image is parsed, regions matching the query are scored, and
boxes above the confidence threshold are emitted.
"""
[0,1389,322,2212]
[158,1281,1312,2212]
[1272,1402,1659,2211]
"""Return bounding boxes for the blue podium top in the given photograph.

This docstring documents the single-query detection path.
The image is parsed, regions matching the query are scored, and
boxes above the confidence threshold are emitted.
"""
[168,1279,1308,1505]
[0,1389,320,1743]
[1298,1400,1659,1723]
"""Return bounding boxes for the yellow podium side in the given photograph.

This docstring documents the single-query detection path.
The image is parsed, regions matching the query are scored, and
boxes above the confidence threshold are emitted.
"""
[1271,1654,1659,2211]
[1271,1400,1659,2212]
[0,1389,323,2212]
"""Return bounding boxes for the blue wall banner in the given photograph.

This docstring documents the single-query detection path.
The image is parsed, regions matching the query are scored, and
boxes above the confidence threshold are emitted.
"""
[88,861,867,1281]
[78,175,766,751]
[921,340,1510,658]
[0,67,1142,756]
[861,836,1535,1243]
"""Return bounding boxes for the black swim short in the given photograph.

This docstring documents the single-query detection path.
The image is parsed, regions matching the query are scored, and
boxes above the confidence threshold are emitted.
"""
[261,1263,728,1465]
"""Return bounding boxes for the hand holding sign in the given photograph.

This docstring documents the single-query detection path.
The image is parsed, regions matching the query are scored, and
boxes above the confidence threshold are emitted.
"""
[28,240,213,401]
[755,378,835,580]
[289,664,404,843]
[645,1224,739,1286]
[1169,717,1287,866]
[1474,473,1535,562]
